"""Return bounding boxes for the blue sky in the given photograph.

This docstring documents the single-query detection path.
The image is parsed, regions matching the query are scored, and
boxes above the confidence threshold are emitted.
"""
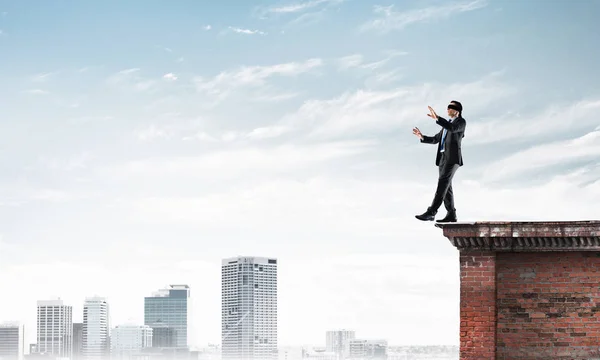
[1,0,600,349]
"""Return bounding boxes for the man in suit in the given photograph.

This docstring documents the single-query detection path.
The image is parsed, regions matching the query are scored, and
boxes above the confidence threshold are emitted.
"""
[412,100,466,222]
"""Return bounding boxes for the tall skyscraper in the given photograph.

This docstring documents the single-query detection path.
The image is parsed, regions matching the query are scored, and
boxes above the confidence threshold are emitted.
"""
[82,297,110,360]
[326,330,355,359]
[36,299,73,358]
[221,256,278,360]
[0,322,24,360]
[144,285,190,349]
[73,323,84,360]
[110,324,152,360]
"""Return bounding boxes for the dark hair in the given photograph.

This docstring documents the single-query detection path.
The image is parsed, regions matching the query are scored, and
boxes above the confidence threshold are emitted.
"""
[450,100,462,117]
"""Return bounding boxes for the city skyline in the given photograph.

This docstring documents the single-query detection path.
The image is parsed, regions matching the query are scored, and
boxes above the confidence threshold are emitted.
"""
[2,266,395,354]
[1,0,600,351]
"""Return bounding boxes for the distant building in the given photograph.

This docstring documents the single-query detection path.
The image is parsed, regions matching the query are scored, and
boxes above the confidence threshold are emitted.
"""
[0,322,25,360]
[147,324,175,349]
[197,344,220,360]
[221,256,278,360]
[346,340,387,360]
[111,324,152,360]
[325,330,355,359]
[36,299,72,359]
[144,285,190,349]
[72,323,83,360]
[301,347,336,360]
[83,297,110,360]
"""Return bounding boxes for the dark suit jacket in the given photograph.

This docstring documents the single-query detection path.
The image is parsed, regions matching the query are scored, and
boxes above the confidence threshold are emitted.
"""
[420,116,466,166]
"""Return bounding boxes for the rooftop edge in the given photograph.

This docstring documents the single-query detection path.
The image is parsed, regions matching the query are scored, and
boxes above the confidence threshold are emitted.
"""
[435,220,600,252]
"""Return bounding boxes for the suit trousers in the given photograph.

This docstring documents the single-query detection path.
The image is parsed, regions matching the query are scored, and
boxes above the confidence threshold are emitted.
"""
[429,152,460,214]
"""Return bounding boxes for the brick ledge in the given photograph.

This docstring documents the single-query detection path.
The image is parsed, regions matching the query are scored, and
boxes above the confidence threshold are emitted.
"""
[435,220,600,251]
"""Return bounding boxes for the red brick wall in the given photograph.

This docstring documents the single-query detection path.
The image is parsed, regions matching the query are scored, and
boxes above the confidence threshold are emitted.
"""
[459,250,497,360]
[496,252,600,360]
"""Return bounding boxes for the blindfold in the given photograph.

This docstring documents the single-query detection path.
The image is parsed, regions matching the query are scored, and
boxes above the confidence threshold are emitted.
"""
[447,104,461,112]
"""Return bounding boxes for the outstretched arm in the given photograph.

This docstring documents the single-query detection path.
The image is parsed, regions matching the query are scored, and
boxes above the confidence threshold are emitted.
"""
[420,131,441,144]
[413,127,440,144]
[436,116,466,132]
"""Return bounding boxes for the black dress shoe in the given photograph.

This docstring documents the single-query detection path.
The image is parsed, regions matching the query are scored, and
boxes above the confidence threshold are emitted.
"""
[415,211,435,221]
[436,212,457,223]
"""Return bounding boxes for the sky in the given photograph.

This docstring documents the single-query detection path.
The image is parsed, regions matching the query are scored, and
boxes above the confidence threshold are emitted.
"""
[1,0,600,350]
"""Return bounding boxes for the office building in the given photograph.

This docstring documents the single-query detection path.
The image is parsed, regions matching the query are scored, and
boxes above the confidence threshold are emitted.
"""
[144,285,190,349]
[0,322,24,360]
[110,324,152,360]
[73,323,84,360]
[83,297,110,360]
[222,256,278,360]
[326,330,355,359]
[346,340,387,360]
[36,299,73,358]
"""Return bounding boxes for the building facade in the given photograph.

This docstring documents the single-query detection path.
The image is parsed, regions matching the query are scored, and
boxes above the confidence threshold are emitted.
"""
[0,322,24,360]
[345,340,387,360]
[36,299,73,358]
[325,330,355,359]
[144,285,190,349]
[82,297,110,360]
[73,323,84,360]
[222,256,278,360]
[110,324,152,360]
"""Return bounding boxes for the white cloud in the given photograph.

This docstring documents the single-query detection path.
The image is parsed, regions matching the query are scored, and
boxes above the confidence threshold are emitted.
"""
[467,98,600,145]
[258,0,344,28]
[134,118,210,142]
[193,58,322,101]
[106,68,157,92]
[68,115,114,124]
[481,129,600,182]
[179,125,293,142]
[274,71,513,139]
[246,125,292,139]
[104,140,377,183]
[228,26,267,35]
[38,153,92,171]
[337,50,408,71]
[28,189,76,203]
[365,69,404,87]
[361,0,488,33]
[30,72,57,82]
[252,91,300,102]
[163,73,178,81]
[203,25,212,30]
[135,124,172,142]
[182,131,219,142]
[265,0,343,14]
[337,54,364,70]
[21,89,48,95]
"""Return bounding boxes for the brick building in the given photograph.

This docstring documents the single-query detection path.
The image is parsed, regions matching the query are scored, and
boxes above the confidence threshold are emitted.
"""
[437,220,600,360]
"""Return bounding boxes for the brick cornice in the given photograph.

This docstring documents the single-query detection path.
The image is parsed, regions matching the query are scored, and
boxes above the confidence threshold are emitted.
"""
[435,220,600,251]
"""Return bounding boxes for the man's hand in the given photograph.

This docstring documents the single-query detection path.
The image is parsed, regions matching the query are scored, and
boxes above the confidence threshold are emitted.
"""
[427,106,438,120]
[412,127,423,140]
